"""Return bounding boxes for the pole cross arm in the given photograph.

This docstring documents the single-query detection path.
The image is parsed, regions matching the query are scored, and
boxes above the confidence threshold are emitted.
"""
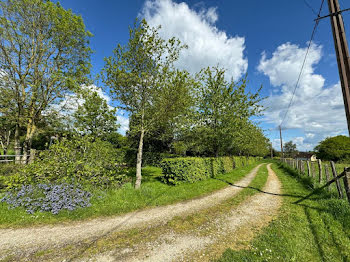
[315,7,350,21]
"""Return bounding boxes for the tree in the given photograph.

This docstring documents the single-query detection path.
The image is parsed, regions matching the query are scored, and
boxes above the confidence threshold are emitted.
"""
[0,0,92,162]
[284,141,298,158]
[102,19,189,189]
[0,76,15,155]
[186,67,264,157]
[315,135,350,161]
[73,90,119,138]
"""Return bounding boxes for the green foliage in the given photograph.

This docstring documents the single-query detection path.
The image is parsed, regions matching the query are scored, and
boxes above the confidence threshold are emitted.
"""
[3,136,127,189]
[284,140,298,158]
[73,90,119,138]
[315,135,350,161]
[175,67,268,157]
[102,19,194,188]
[161,156,260,185]
[0,0,92,154]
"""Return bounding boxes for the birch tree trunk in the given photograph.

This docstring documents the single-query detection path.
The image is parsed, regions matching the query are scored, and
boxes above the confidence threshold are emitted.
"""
[135,128,145,189]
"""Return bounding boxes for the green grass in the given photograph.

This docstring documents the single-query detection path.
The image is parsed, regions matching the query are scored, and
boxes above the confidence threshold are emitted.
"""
[288,160,348,202]
[0,163,261,228]
[217,162,350,262]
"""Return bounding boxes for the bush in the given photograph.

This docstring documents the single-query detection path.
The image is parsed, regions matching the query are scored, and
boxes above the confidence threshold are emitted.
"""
[161,157,210,185]
[161,156,258,185]
[3,136,128,189]
[1,183,91,215]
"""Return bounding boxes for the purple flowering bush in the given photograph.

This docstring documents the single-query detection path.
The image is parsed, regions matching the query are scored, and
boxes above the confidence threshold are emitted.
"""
[0,183,91,215]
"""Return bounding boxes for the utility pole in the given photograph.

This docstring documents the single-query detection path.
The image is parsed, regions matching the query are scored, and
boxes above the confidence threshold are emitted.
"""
[279,126,284,159]
[326,0,350,135]
[270,142,273,158]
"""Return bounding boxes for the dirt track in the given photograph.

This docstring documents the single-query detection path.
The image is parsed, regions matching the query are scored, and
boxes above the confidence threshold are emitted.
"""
[0,165,263,259]
[108,163,282,262]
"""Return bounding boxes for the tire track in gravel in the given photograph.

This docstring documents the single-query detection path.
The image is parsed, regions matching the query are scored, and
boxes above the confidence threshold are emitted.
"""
[120,163,282,262]
[0,164,262,256]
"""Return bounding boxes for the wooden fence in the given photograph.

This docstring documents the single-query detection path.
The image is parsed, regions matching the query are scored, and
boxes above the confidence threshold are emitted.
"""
[280,158,350,205]
[0,149,36,164]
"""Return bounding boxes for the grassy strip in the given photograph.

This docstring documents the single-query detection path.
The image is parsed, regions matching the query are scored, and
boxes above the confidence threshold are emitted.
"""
[0,163,260,228]
[28,164,268,262]
[218,162,350,262]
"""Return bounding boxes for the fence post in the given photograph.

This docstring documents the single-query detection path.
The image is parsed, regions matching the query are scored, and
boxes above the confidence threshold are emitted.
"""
[311,162,315,178]
[307,161,311,177]
[317,159,323,183]
[301,160,304,174]
[343,168,350,205]
[325,164,330,192]
[330,161,343,199]
[14,146,21,164]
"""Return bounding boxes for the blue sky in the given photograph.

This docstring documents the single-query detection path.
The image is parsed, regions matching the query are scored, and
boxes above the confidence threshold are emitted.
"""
[57,0,350,151]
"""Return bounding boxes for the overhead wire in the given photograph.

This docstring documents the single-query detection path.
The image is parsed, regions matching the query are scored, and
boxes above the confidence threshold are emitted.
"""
[303,0,319,15]
[279,0,325,128]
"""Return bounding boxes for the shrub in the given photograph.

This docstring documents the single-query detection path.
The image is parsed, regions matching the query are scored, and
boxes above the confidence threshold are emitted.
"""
[1,183,91,215]
[0,164,20,177]
[3,136,128,189]
[161,156,257,185]
[161,157,210,185]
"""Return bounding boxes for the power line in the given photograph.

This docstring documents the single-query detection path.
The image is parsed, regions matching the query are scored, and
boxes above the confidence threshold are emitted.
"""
[280,0,325,127]
[303,0,319,16]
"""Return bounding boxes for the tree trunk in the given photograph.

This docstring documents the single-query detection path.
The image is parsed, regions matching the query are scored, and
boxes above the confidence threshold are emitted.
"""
[0,130,11,159]
[22,120,36,164]
[135,128,145,189]
[14,124,21,164]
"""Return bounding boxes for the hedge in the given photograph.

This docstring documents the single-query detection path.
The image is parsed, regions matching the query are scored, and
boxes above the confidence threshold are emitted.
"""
[161,156,261,185]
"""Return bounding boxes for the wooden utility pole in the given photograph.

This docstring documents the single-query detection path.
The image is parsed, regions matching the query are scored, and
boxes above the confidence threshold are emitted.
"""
[270,142,273,158]
[279,126,284,158]
[326,0,350,135]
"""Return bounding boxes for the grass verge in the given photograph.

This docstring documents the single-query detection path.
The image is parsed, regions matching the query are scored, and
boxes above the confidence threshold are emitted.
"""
[217,162,350,262]
[0,162,261,228]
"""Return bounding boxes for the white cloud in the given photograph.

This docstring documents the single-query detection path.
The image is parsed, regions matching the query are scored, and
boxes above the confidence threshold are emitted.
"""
[117,110,130,135]
[258,42,347,151]
[54,85,110,114]
[141,0,248,81]
[49,85,129,134]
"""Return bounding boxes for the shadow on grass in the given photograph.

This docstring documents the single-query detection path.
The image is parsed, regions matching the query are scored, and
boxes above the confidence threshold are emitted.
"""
[126,166,164,184]
[304,206,326,262]
[214,177,305,199]
[278,161,350,261]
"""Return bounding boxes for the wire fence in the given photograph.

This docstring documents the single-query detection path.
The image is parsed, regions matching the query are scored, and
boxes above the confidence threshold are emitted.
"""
[280,158,350,205]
